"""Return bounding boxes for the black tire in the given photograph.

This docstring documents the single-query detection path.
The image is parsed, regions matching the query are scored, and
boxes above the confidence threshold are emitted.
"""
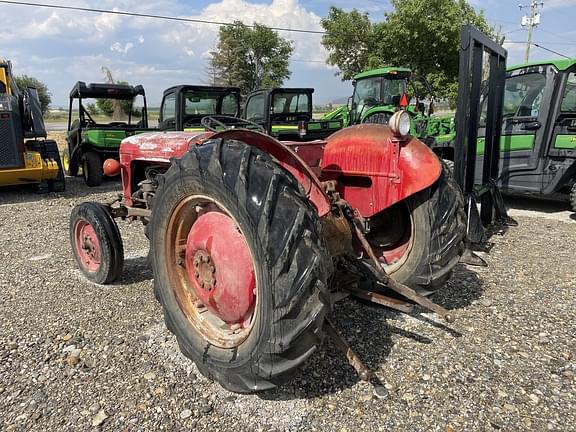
[69,202,124,284]
[443,159,454,174]
[570,183,576,213]
[362,112,391,125]
[150,138,331,393]
[63,146,79,177]
[367,164,466,294]
[82,151,103,187]
[44,141,65,192]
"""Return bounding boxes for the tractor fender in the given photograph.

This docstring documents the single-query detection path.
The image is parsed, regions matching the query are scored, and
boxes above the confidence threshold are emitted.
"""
[321,124,442,218]
[211,129,331,217]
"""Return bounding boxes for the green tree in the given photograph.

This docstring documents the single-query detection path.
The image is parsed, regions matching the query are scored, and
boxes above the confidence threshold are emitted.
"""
[14,75,52,114]
[210,21,294,96]
[321,0,494,103]
[95,81,135,118]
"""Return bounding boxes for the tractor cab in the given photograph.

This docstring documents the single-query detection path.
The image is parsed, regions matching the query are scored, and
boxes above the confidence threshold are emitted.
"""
[65,81,151,186]
[0,59,64,191]
[158,85,241,132]
[474,59,576,209]
[243,88,341,141]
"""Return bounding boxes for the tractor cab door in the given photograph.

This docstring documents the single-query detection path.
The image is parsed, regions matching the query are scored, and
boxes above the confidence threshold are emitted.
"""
[158,91,177,131]
[244,91,268,132]
[477,65,554,192]
[545,68,576,189]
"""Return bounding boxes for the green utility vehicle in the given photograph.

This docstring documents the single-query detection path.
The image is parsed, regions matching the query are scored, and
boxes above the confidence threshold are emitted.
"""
[431,58,576,210]
[158,85,241,132]
[64,82,150,186]
[243,88,342,140]
[323,67,454,143]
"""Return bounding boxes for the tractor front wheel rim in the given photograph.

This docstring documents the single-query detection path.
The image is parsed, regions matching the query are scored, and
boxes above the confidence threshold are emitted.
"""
[73,219,101,272]
[165,195,257,349]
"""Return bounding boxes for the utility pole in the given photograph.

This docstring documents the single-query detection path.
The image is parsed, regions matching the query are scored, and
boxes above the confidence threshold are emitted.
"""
[519,1,544,63]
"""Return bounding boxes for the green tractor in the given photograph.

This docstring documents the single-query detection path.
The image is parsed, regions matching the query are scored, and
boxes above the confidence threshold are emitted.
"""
[243,88,342,140]
[64,82,151,187]
[430,58,576,211]
[323,67,454,143]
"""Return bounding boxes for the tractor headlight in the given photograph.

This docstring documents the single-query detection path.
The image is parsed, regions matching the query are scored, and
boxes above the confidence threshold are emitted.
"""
[389,110,411,138]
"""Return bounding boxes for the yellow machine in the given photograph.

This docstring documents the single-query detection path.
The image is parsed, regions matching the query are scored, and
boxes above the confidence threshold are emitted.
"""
[0,58,64,191]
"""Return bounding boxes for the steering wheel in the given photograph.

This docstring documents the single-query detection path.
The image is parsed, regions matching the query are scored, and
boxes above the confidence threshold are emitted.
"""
[200,115,265,133]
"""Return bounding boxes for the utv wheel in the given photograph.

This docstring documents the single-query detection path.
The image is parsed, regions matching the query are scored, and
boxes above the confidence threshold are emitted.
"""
[70,202,124,284]
[83,152,103,187]
[366,164,466,294]
[150,138,331,393]
[570,183,576,213]
[62,148,79,177]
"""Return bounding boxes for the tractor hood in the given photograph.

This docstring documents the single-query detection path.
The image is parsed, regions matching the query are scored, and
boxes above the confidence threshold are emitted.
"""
[120,131,211,163]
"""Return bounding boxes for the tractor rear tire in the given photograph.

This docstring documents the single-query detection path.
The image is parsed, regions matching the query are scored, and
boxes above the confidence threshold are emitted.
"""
[150,138,331,393]
[368,164,466,294]
[83,152,103,187]
[570,183,576,213]
[69,202,124,284]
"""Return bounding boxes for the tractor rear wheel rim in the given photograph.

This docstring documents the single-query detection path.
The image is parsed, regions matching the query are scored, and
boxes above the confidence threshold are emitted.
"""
[73,219,101,272]
[165,195,257,349]
[368,202,414,272]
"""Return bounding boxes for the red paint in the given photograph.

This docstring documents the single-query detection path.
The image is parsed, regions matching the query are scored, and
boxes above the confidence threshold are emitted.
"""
[73,219,101,273]
[321,124,441,217]
[103,158,121,177]
[185,211,255,324]
[119,131,209,206]
[207,130,332,216]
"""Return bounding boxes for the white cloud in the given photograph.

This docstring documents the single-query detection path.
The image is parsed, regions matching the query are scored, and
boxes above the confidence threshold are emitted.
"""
[110,42,134,54]
[138,35,145,44]
[161,0,331,67]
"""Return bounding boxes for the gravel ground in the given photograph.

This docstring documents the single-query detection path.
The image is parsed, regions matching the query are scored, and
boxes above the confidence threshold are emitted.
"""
[0,178,575,431]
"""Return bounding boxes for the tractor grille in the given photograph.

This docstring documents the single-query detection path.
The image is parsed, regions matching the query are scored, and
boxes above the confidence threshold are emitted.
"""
[0,115,23,169]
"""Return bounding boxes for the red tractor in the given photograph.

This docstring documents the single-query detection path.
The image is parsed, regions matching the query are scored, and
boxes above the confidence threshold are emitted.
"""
[69,111,466,392]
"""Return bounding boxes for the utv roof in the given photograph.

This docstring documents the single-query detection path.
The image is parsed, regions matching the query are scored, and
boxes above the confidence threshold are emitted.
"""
[252,88,315,94]
[163,85,241,95]
[354,67,412,80]
[69,82,146,99]
[507,58,576,72]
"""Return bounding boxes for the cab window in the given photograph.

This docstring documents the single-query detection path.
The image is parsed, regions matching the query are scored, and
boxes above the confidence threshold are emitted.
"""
[245,93,265,122]
[560,72,576,113]
[161,92,176,121]
[503,73,546,118]
[222,94,238,116]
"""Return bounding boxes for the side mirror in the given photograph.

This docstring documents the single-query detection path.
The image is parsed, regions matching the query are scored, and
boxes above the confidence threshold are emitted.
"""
[347,96,353,110]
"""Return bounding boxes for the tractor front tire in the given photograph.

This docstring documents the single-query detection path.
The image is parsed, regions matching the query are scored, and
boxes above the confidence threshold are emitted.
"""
[69,202,124,284]
[83,152,103,187]
[367,164,466,294]
[150,138,331,393]
[570,183,576,213]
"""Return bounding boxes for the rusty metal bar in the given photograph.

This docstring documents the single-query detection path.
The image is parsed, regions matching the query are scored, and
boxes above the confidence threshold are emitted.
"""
[324,318,372,381]
[346,286,414,314]
[352,224,456,323]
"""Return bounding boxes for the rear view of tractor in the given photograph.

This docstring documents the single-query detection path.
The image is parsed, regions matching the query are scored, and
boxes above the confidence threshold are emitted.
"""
[69,104,466,391]
[0,59,64,192]
[64,82,151,187]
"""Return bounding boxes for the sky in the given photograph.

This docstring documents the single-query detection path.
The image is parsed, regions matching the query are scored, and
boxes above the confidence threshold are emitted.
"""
[1,0,575,107]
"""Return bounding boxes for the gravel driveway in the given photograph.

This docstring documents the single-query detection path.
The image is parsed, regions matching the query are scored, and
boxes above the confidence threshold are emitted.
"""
[0,178,574,431]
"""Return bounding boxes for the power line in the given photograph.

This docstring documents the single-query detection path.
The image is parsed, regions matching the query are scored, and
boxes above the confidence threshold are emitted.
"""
[0,0,327,35]
[503,40,571,59]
